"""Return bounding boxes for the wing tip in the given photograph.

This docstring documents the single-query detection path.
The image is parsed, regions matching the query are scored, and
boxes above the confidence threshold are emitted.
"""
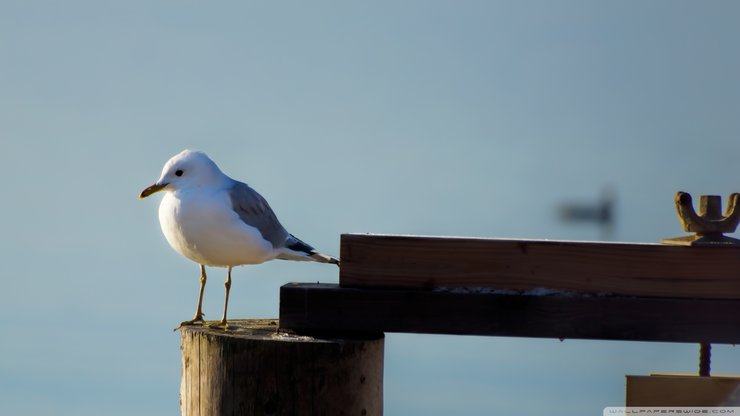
[310,252,341,266]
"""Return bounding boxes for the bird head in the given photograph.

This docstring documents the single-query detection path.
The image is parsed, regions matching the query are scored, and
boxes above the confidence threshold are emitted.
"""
[139,149,225,199]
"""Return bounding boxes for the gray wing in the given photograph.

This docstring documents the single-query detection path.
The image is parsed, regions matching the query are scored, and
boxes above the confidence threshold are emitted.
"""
[228,181,289,248]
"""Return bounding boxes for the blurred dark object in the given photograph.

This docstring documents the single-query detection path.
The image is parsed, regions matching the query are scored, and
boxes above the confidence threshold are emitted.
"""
[559,186,616,241]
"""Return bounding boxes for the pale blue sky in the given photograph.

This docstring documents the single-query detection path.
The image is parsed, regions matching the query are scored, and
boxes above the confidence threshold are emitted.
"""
[2,1,740,415]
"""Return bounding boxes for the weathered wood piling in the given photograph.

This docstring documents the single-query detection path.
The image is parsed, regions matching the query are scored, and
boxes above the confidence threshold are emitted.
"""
[180,319,384,416]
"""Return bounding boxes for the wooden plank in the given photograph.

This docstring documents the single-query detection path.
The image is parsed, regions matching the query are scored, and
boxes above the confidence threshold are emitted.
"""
[626,374,740,406]
[340,233,740,299]
[280,283,740,344]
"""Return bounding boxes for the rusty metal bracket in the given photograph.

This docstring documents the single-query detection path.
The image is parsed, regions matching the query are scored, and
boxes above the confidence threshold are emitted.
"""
[699,342,711,377]
[661,191,740,246]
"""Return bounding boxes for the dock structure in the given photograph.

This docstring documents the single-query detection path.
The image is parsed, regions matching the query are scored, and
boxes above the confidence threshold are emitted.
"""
[181,230,740,414]
[282,233,740,344]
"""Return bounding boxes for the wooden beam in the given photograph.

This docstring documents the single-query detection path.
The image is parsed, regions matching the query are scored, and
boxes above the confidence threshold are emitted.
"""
[280,283,740,344]
[340,234,740,299]
[626,374,740,406]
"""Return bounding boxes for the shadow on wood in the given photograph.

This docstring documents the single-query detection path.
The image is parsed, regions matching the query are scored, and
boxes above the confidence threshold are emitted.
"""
[180,319,384,416]
[280,283,740,344]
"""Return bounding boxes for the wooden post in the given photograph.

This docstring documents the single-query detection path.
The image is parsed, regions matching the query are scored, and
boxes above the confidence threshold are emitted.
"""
[180,319,384,416]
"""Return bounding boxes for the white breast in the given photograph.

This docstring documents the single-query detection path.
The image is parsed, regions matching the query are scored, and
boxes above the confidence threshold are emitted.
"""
[158,189,276,267]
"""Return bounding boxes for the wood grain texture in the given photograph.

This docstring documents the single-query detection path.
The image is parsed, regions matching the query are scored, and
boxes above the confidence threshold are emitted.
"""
[340,234,740,299]
[180,319,384,416]
[626,374,740,405]
[280,283,740,344]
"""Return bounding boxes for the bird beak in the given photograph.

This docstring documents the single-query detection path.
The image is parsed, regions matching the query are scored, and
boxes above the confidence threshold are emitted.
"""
[139,182,168,199]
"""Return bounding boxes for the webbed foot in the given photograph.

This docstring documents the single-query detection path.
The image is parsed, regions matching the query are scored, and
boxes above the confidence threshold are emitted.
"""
[174,315,206,331]
[207,319,231,331]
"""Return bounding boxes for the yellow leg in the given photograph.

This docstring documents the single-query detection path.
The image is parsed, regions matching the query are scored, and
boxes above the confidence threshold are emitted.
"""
[178,265,207,328]
[209,266,232,330]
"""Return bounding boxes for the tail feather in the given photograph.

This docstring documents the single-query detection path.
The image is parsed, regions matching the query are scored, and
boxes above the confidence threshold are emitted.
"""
[310,252,340,266]
[278,234,340,266]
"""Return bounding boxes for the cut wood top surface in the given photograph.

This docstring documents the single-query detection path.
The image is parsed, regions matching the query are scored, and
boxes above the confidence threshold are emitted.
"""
[177,319,326,342]
[178,319,284,340]
[178,318,383,342]
[339,233,740,299]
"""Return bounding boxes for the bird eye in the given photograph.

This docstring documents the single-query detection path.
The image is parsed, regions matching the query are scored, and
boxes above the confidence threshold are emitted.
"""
[175,169,183,177]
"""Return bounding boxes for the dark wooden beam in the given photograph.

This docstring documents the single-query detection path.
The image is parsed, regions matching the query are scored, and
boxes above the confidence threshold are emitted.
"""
[340,234,740,299]
[280,283,740,344]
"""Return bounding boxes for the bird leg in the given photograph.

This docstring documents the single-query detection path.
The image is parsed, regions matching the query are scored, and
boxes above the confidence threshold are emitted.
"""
[178,265,207,328]
[209,266,232,330]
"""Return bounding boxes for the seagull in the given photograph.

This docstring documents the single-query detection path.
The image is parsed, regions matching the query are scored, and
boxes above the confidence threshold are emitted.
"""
[139,149,339,329]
